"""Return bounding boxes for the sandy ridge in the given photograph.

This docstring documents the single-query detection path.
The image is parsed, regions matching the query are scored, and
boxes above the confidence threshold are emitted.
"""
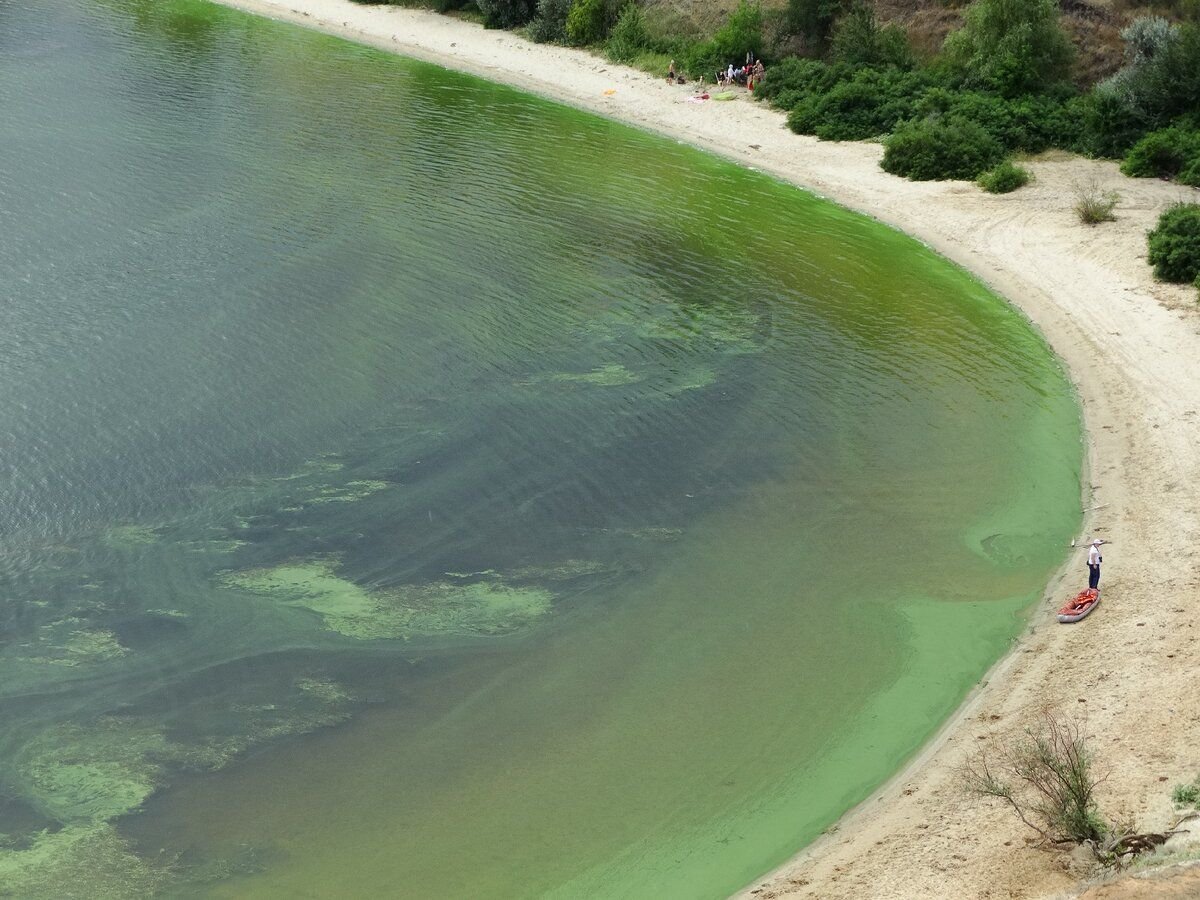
[207,1,1200,895]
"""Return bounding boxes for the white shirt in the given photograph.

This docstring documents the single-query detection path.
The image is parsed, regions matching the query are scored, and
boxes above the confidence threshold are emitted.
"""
[1088,545,1102,566]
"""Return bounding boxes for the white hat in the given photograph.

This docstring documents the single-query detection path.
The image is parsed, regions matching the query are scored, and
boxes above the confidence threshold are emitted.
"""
[1091,539,1102,546]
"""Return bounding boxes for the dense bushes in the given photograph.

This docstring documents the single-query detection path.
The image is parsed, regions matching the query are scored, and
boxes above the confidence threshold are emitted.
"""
[565,0,612,45]
[755,57,853,109]
[604,3,651,61]
[915,88,1075,153]
[978,160,1031,192]
[882,116,1005,180]
[787,67,933,140]
[528,0,571,42]
[1088,20,1200,160]
[1147,203,1200,283]
[941,0,1073,97]
[1121,126,1200,180]
[477,0,538,28]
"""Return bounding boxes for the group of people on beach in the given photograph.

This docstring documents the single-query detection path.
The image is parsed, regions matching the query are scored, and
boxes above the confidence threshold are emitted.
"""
[666,54,765,90]
[719,55,764,90]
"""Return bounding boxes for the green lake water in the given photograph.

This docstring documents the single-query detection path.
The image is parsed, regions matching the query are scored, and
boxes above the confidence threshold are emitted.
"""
[0,0,1081,895]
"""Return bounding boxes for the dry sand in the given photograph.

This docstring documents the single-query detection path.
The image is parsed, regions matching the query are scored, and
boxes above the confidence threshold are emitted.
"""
[209,1,1200,895]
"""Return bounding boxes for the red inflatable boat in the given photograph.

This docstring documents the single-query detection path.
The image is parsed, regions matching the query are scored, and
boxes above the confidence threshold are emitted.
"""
[1057,588,1100,623]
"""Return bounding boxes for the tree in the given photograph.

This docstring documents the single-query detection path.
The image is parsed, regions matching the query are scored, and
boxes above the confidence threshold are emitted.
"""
[829,2,914,68]
[785,0,852,53]
[942,0,1073,97]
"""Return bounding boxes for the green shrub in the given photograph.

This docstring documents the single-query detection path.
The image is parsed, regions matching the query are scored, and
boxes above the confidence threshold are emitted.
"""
[915,88,1072,154]
[1121,127,1200,179]
[964,712,1108,846]
[565,0,624,45]
[528,0,571,42]
[1148,203,1200,282]
[1181,156,1200,186]
[787,67,933,140]
[942,0,1073,97]
[829,3,915,68]
[477,0,538,27]
[1080,88,1150,158]
[754,57,853,109]
[978,160,1031,192]
[1172,781,1200,806]
[882,115,1004,180]
[605,3,649,61]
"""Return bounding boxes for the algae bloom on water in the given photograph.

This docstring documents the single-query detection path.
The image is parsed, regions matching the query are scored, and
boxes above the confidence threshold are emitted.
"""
[221,559,554,639]
[0,0,1081,896]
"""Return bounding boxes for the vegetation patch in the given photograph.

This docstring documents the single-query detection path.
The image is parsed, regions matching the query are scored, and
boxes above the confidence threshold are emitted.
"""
[882,116,1005,181]
[964,710,1177,867]
[978,160,1031,193]
[1073,180,1120,224]
[1121,127,1200,181]
[1147,203,1200,283]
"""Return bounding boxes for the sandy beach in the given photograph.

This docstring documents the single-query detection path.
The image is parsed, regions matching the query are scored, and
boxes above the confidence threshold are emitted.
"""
[208,1,1200,895]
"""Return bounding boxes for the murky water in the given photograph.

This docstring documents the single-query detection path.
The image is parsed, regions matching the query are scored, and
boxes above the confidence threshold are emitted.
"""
[0,0,1081,895]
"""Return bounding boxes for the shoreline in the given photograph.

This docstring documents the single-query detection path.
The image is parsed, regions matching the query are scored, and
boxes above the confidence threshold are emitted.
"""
[208,1,1200,895]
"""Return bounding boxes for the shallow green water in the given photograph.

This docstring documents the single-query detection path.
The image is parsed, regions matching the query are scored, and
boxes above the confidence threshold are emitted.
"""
[0,0,1080,895]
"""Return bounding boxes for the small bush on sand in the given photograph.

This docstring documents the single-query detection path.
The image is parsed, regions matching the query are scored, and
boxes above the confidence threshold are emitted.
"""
[978,160,1031,192]
[1121,127,1200,180]
[1073,179,1119,224]
[1147,202,1200,282]
[963,711,1108,845]
[881,115,1004,181]
[1172,780,1200,806]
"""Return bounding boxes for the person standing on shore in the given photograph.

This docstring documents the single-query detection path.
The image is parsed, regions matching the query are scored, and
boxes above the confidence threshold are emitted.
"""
[667,59,676,83]
[1087,539,1103,589]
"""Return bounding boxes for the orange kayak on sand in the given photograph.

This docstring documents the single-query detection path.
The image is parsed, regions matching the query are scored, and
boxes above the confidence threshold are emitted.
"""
[1057,588,1100,623]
